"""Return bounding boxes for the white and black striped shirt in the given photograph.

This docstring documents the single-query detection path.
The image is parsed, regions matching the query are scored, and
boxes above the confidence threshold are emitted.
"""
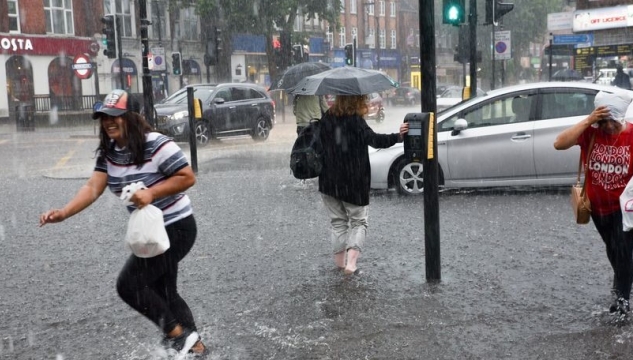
[95,132,192,225]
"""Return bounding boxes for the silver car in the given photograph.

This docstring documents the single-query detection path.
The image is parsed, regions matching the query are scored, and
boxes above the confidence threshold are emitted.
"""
[370,82,633,195]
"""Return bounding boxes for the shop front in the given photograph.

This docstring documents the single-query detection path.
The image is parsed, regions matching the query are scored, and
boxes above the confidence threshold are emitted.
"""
[0,35,97,122]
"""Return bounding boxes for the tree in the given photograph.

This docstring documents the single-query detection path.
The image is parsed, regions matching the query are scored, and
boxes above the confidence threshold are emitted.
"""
[478,0,566,85]
[193,0,341,82]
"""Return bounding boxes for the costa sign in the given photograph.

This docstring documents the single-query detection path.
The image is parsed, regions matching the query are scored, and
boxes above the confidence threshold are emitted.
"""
[0,35,96,56]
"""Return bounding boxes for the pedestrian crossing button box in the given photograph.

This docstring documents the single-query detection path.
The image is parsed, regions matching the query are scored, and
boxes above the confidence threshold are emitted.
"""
[403,112,429,162]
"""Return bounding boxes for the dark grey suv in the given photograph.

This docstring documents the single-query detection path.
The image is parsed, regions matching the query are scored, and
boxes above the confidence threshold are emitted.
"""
[155,83,276,145]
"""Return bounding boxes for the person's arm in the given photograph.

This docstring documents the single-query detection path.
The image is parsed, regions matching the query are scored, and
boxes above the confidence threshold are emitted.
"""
[553,106,609,150]
[130,166,196,208]
[39,171,108,226]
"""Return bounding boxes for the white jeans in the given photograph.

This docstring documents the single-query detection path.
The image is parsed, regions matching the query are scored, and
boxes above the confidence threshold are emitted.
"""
[321,194,369,254]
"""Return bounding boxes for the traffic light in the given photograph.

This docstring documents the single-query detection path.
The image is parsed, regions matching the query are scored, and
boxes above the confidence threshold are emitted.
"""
[442,0,465,26]
[214,26,222,53]
[101,15,117,58]
[204,26,222,66]
[485,0,514,25]
[344,43,354,66]
[172,52,182,76]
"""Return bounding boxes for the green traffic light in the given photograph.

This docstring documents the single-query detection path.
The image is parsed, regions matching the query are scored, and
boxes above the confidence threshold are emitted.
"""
[448,6,459,21]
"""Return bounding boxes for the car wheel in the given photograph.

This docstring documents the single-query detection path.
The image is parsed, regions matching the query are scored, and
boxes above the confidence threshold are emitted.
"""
[409,98,415,106]
[194,121,211,146]
[252,117,270,141]
[392,157,424,195]
[377,109,385,123]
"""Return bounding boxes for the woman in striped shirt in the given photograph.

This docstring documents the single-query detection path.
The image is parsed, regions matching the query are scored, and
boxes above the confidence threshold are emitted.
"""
[39,90,208,357]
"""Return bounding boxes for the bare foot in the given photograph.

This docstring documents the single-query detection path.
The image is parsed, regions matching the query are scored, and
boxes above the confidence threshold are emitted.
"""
[344,249,360,274]
[334,251,346,269]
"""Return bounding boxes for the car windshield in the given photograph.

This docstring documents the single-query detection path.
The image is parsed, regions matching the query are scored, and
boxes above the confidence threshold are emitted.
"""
[159,86,216,104]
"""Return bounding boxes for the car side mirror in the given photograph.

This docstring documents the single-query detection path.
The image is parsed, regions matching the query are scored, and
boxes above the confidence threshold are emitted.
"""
[213,98,225,104]
[451,118,468,136]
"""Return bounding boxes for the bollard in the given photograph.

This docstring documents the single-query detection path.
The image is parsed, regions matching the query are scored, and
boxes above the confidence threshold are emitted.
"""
[15,104,35,132]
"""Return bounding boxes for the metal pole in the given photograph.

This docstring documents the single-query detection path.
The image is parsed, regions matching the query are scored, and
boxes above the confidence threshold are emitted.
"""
[491,23,495,90]
[116,15,125,90]
[419,0,440,282]
[548,33,553,81]
[139,0,156,128]
[353,37,357,67]
[93,60,100,135]
[468,0,477,99]
[186,87,198,174]
[376,11,380,69]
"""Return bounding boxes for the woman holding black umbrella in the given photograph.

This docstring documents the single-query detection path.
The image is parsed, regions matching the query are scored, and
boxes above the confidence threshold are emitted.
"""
[319,95,408,275]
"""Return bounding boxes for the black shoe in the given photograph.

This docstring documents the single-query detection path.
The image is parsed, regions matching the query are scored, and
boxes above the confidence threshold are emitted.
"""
[613,298,630,315]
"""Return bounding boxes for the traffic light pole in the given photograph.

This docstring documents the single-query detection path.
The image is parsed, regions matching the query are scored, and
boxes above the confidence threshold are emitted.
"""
[468,0,477,99]
[491,22,496,90]
[138,0,156,128]
[419,0,441,282]
[353,38,357,67]
[116,16,125,91]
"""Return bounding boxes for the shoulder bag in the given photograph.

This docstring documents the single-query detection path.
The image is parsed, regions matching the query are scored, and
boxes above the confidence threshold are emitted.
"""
[570,134,595,225]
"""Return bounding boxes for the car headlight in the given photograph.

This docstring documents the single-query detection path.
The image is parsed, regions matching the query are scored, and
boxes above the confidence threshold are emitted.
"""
[171,110,189,121]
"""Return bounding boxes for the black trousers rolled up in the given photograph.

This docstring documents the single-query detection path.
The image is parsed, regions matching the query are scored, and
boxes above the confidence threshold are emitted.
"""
[116,214,197,334]
[591,211,633,300]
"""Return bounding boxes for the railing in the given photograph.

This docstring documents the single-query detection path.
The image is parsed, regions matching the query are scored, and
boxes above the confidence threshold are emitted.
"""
[31,93,145,113]
[33,95,100,113]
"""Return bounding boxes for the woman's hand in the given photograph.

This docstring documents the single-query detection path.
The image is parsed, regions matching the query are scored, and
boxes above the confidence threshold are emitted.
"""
[130,188,154,209]
[398,122,409,142]
[39,209,67,227]
[588,105,611,125]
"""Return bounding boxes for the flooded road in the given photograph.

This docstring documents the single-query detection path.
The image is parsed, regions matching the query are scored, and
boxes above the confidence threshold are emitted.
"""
[2,107,633,359]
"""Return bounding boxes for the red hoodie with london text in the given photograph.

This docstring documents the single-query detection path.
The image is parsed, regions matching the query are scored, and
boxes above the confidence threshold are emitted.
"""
[578,123,633,216]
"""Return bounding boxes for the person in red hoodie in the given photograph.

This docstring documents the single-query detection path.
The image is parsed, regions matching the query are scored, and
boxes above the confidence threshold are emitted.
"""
[554,90,633,315]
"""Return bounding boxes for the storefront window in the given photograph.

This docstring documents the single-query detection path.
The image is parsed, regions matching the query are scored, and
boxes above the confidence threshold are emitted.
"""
[8,0,20,32]
[44,0,74,35]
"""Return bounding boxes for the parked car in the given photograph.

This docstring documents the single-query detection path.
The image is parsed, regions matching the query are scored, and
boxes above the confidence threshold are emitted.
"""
[369,82,633,195]
[324,93,384,122]
[390,87,421,106]
[436,86,486,112]
[155,83,276,146]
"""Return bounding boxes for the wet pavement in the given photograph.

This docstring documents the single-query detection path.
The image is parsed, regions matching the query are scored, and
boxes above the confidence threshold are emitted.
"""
[2,109,633,359]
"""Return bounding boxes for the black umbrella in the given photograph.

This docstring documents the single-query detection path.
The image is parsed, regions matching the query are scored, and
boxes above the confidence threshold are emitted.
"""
[269,62,331,91]
[551,69,584,81]
[289,66,398,96]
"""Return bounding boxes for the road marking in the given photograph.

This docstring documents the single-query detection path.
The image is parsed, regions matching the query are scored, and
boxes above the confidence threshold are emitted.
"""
[54,140,85,168]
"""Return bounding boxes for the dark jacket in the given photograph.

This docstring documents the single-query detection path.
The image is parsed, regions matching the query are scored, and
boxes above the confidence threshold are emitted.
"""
[318,111,399,206]
[612,71,631,90]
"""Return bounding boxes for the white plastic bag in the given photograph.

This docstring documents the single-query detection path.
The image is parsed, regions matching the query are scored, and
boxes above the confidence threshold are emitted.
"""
[620,177,633,231]
[120,182,170,258]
